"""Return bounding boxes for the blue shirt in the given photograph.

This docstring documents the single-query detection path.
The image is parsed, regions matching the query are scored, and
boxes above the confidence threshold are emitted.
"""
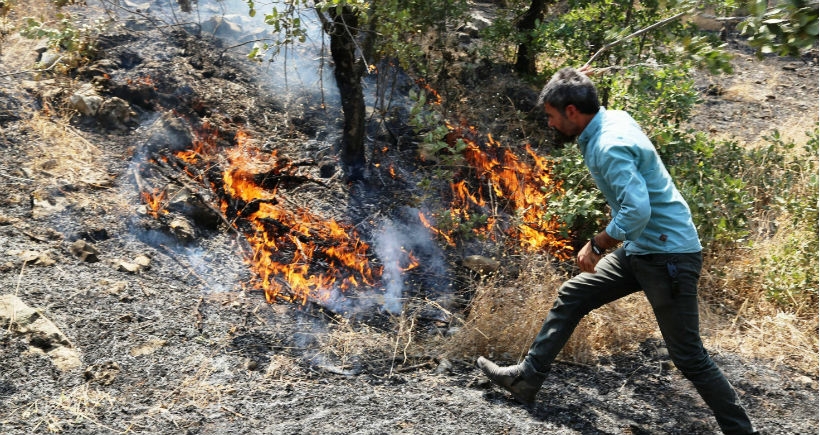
[577,107,702,255]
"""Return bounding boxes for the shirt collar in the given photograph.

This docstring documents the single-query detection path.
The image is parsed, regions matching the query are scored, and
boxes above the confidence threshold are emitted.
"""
[577,107,606,154]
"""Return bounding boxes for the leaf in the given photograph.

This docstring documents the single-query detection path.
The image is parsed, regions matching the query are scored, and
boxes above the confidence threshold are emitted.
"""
[806,19,819,36]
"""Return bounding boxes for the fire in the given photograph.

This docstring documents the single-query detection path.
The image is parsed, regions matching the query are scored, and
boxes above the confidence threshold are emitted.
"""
[165,111,570,307]
[176,121,220,164]
[140,188,167,218]
[127,75,156,88]
[244,201,381,304]
[416,79,442,105]
[169,127,389,304]
[418,211,455,246]
[421,123,572,259]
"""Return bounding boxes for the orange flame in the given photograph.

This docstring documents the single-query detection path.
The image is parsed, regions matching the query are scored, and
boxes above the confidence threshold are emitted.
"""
[140,188,167,218]
[438,124,572,259]
[176,121,220,164]
[208,129,386,304]
[416,79,442,105]
[417,211,455,246]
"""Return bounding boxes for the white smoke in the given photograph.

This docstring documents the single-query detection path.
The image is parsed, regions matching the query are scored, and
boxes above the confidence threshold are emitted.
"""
[373,220,406,313]
[373,209,448,314]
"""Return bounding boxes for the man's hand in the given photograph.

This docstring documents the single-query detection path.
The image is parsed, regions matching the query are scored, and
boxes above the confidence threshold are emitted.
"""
[577,241,602,273]
[577,231,619,273]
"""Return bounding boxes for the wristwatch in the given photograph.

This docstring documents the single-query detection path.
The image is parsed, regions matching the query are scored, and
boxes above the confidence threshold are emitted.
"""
[590,237,604,256]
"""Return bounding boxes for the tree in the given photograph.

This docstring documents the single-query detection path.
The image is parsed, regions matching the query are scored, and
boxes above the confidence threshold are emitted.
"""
[247,0,467,180]
[513,0,554,75]
[321,4,371,179]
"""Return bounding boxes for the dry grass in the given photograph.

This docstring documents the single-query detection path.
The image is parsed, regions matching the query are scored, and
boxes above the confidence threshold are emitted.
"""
[718,59,818,148]
[315,317,397,367]
[701,222,818,373]
[0,0,62,71]
[445,255,657,365]
[14,383,119,434]
[25,112,113,188]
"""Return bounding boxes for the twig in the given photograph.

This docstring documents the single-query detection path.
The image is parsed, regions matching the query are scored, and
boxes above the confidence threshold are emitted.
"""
[194,296,204,331]
[0,55,64,78]
[394,360,435,373]
[583,11,687,68]
[0,171,33,183]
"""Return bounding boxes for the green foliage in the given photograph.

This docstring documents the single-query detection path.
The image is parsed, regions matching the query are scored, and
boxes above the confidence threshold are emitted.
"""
[247,0,468,73]
[246,0,312,61]
[523,0,732,73]
[408,88,466,166]
[738,0,819,57]
[608,64,701,126]
[542,145,607,240]
[752,130,818,310]
[19,14,101,69]
[435,208,489,241]
[651,126,754,248]
[369,0,469,74]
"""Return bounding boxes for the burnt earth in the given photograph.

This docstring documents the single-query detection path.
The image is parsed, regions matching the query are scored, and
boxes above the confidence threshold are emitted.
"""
[0,3,817,435]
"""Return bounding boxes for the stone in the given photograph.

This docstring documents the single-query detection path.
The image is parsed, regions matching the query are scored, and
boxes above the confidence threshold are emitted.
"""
[0,294,81,371]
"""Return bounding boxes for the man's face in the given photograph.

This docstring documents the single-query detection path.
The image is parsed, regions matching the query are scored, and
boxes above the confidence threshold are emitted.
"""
[544,103,583,141]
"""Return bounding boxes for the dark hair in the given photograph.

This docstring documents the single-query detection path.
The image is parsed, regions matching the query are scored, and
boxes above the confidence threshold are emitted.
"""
[537,67,600,115]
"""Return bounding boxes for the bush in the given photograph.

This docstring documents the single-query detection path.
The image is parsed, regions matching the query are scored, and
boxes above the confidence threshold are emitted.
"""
[749,130,819,313]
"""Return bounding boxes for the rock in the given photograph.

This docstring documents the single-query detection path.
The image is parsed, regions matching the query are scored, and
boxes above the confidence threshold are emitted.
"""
[114,259,141,273]
[434,358,453,374]
[140,111,194,155]
[69,239,101,263]
[48,346,83,371]
[84,361,120,385]
[13,249,55,266]
[37,49,63,69]
[97,96,136,129]
[133,254,152,270]
[0,294,81,371]
[69,83,104,116]
[30,188,69,219]
[113,254,151,274]
[461,255,501,274]
[169,216,196,242]
[200,15,245,41]
[129,339,167,357]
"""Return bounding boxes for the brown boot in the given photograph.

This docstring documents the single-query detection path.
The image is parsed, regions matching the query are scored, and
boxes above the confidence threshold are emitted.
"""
[477,356,546,405]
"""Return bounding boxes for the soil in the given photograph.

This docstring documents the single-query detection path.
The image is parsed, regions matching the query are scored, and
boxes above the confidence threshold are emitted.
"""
[0,2,817,435]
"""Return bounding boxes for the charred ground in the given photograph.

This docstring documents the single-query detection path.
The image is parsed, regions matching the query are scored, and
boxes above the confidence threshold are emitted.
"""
[0,2,818,435]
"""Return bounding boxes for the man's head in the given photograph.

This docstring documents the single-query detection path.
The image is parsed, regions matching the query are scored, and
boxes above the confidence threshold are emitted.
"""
[538,67,600,139]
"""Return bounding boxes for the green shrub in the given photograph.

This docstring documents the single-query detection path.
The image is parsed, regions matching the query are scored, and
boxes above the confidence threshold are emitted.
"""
[751,130,819,311]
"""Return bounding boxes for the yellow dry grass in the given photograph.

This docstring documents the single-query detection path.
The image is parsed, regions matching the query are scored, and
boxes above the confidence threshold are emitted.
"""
[446,255,658,365]
[15,383,119,434]
[701,217,819,373]
[316,317,397,367]
[25,112,114,188]
[717,59,818,149]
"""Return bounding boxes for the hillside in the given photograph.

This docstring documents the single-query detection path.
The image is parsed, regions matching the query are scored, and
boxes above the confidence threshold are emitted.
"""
[0,1,817,434]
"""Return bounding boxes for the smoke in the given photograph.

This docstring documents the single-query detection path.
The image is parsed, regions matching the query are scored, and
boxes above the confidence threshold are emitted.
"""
[373,220,406,313]
[372,208,448,314]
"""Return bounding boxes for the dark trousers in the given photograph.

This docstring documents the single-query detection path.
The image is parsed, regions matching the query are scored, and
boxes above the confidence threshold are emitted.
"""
[523,248,756,435]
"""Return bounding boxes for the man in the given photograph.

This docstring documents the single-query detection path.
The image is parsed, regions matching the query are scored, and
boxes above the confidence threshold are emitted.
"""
[477,67,758,435]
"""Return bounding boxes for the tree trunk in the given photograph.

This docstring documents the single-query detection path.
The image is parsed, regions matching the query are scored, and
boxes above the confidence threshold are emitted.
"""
[327,6,367,180]
[514,0,551,75]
